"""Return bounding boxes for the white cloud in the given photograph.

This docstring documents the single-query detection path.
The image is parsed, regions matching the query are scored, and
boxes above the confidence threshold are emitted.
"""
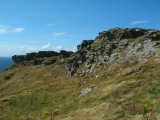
[41,43,51,49]
[55,45,62,51]
[0,25,25,33]
[11,28,25,33]
[45,24,55,26]
[0,28,7,34]
[0,42,64,57]
[0,42,38,56]
[131,21,149,25]
[52,32,66,36]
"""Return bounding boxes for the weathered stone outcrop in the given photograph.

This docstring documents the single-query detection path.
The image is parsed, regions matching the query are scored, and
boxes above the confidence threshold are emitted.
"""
[65,40,94,76]
[12,28,160,77]
[12,51,59,63]
[65,28,160,77]
[12,50,73,66]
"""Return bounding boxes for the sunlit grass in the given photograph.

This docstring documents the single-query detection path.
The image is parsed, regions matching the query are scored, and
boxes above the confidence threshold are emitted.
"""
[0,59,160,119]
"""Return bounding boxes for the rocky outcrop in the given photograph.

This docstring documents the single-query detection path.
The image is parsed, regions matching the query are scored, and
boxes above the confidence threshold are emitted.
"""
[12,50,73,66]
[12,28,160,77]
[12,51,59,63]
[65,28,160,77]
[65,40,94,76]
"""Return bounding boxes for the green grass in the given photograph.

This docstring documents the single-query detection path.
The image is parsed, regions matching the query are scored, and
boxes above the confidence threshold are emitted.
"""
[0,59,160,119]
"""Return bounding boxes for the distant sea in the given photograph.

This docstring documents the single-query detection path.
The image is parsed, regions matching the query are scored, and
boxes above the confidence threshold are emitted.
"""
[0,57,14,72]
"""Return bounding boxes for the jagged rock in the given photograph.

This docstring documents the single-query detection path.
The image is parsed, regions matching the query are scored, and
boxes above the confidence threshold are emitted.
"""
[37,51,59,58]
[60,50,73,58]
[24,52,37,61]
[97,28,145,40]
[143,39,158,57]
[77,40,94,50]
[12,55,25,63]
[12,51,59,64]
[12,28,160,77]
[65,28,160,77]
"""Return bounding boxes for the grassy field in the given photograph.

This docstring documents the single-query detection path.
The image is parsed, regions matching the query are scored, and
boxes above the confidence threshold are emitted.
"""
[0,58,160,120]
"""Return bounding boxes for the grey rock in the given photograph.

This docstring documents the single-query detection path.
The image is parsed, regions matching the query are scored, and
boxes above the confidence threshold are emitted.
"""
[122,67,142,76]
[77,40,94,50]
[79,86,100,97]
[79,87,92,97]
[12,28,160,77]
[12,51,59,64]
[143,41,157,56]
[60,50,73,58]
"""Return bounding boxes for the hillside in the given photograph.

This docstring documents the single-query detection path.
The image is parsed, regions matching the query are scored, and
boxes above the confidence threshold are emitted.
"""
[0,28,160,120]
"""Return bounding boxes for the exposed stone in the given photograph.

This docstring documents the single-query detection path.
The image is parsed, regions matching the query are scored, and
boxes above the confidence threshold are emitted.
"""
[122,67,142,76]
[143,40,157,57]
[42,57,57,66]
[60,50,73,58]
[12,55,25,63]
[12,51,59,64]
[77,40,94,51]
[79,86,100,97]
[79,87,91,97]
[11,28,160,77]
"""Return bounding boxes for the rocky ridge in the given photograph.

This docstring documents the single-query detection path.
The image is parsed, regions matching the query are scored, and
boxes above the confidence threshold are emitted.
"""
[12,28,160,77]
[12,50,73,66]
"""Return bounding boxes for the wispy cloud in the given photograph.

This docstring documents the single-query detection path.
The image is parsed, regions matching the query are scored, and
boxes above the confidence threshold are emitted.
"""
[0,28,7,34]
[0,42,63,56]
[0,25,25,34]
[41,43,51,49]
[52,32,66,36]
[45,24,55,26]
[11,28,25,33]
[55,45,62,51]
[131,21,149,25]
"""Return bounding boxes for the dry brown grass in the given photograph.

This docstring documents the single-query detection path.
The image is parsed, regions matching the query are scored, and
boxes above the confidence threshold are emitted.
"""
[0,59,160,120]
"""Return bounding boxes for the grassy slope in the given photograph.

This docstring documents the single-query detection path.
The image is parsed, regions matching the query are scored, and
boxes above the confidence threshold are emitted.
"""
[0,59,160,120]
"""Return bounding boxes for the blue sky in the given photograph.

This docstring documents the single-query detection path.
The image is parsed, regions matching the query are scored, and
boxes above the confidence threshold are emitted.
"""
[0,0,160,57]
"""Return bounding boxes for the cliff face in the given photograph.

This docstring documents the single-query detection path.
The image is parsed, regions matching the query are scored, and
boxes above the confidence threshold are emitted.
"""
[65,28,160,77]
[12,28,160,76]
